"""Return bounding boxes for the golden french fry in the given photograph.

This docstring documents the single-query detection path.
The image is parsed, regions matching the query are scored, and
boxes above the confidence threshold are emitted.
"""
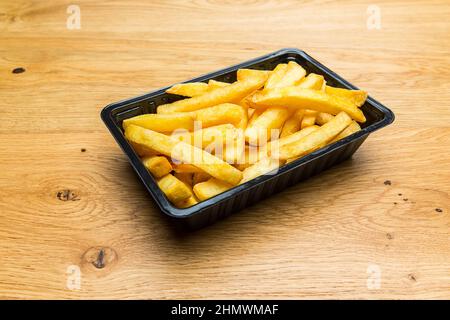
[172,163,204,174]
[237,69,271,82]
[325,85,367,107]
[247,108,255,119]
[142,156,173,179]
[276,112,353,160]
[273,125,319,148]
[219,128,245,164]
[265,61,306,89]
[125,125,243,185]
[166,80,231,98]
[251,87,366,123]
[171,174,199,208]
[130,141,158,157]
[280,109,304,137]
[245,107,291,145]
[232,144,264,169]
[175,195,199,208]
[260,125,319,159]
[304,109,317,116]
[245,71,324,141]
[285,142,328,164]
[292,75,325,134]
[297,73,324,90]
[208,79,230,89]
[240,157,283,184]
[237,98,251,112]
[166,82,209,97]
[330,121,361,143]
[226,136,246,164]
[245,62,307,144]
[247,108,264,127]
[157,75,268,114]
[301,110,318,129]
[171,124,236,151]
[264,63,288,89]
[122,113,195,132]
[286,141,329,164]
[193,172,211,185]
[316,112,334,125]
[192,103,248,129]
[193,178,233,201]
[157,174,192,204]
[278,73,325,137]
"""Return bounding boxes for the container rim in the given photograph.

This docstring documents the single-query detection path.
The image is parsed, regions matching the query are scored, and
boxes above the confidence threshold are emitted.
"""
[101,48,395,219]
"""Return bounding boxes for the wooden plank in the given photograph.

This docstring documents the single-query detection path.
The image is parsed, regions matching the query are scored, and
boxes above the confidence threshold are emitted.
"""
[0,0,449,299]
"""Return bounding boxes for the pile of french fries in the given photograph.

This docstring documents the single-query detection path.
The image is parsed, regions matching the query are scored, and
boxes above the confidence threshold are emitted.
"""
[123,61,367,208]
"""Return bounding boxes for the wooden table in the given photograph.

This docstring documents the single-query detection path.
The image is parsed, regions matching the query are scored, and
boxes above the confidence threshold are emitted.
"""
[1,0,449,299]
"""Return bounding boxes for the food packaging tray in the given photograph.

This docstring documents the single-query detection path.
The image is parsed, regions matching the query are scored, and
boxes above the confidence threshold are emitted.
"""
[101,48,395,229]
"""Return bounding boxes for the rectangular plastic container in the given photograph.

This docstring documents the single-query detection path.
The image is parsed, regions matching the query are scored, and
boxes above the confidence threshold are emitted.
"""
[101,48,394,230]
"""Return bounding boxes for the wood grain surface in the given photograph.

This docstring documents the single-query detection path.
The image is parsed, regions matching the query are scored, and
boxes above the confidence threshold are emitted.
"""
[0,0,449,299]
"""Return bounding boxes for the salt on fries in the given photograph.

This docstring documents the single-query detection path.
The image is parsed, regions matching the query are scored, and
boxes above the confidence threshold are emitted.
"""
[123,62,367,207]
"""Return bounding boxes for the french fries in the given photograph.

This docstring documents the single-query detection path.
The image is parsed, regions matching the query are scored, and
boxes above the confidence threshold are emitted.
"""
[259,125,319,160]
[316,112,334,125]
[301,110,318,129]
[264,61,306,89]
[157,174,192,204]
[297,73,324,90]
[325,85,367,107]
[241,157,282,184]
[278,73,324,137]
[247,108,256,118]
[171,124,235,151]
[294,73,325,130]
[125,124,243,185]
[130,141,157,157]
[330,121,361,143]
[245,61,306,144]
[264,63,288,89]
[245,107,291,144]
[123,62,369,208]
[142,156,173,178]
[172,163,204,174]
[250,87,366,123]
[191,103,248,129]
[233,145,264,170]
[208,79,230,89]
[193,178,233,201]
[280,109,304,138]
[123,113,195,132]
[172,170,199,208]
[247,108,264,127]
[166,82,209,97]
[166,80,230,97]
[237,69,271,82]
[175,196,199,208]
[157,74,267,114]
[221,129,246,163]
[267,125,319,152]
[275,112,353,160]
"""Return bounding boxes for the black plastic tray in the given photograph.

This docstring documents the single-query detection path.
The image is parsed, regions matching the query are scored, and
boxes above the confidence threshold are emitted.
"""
[101,48,394,229]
